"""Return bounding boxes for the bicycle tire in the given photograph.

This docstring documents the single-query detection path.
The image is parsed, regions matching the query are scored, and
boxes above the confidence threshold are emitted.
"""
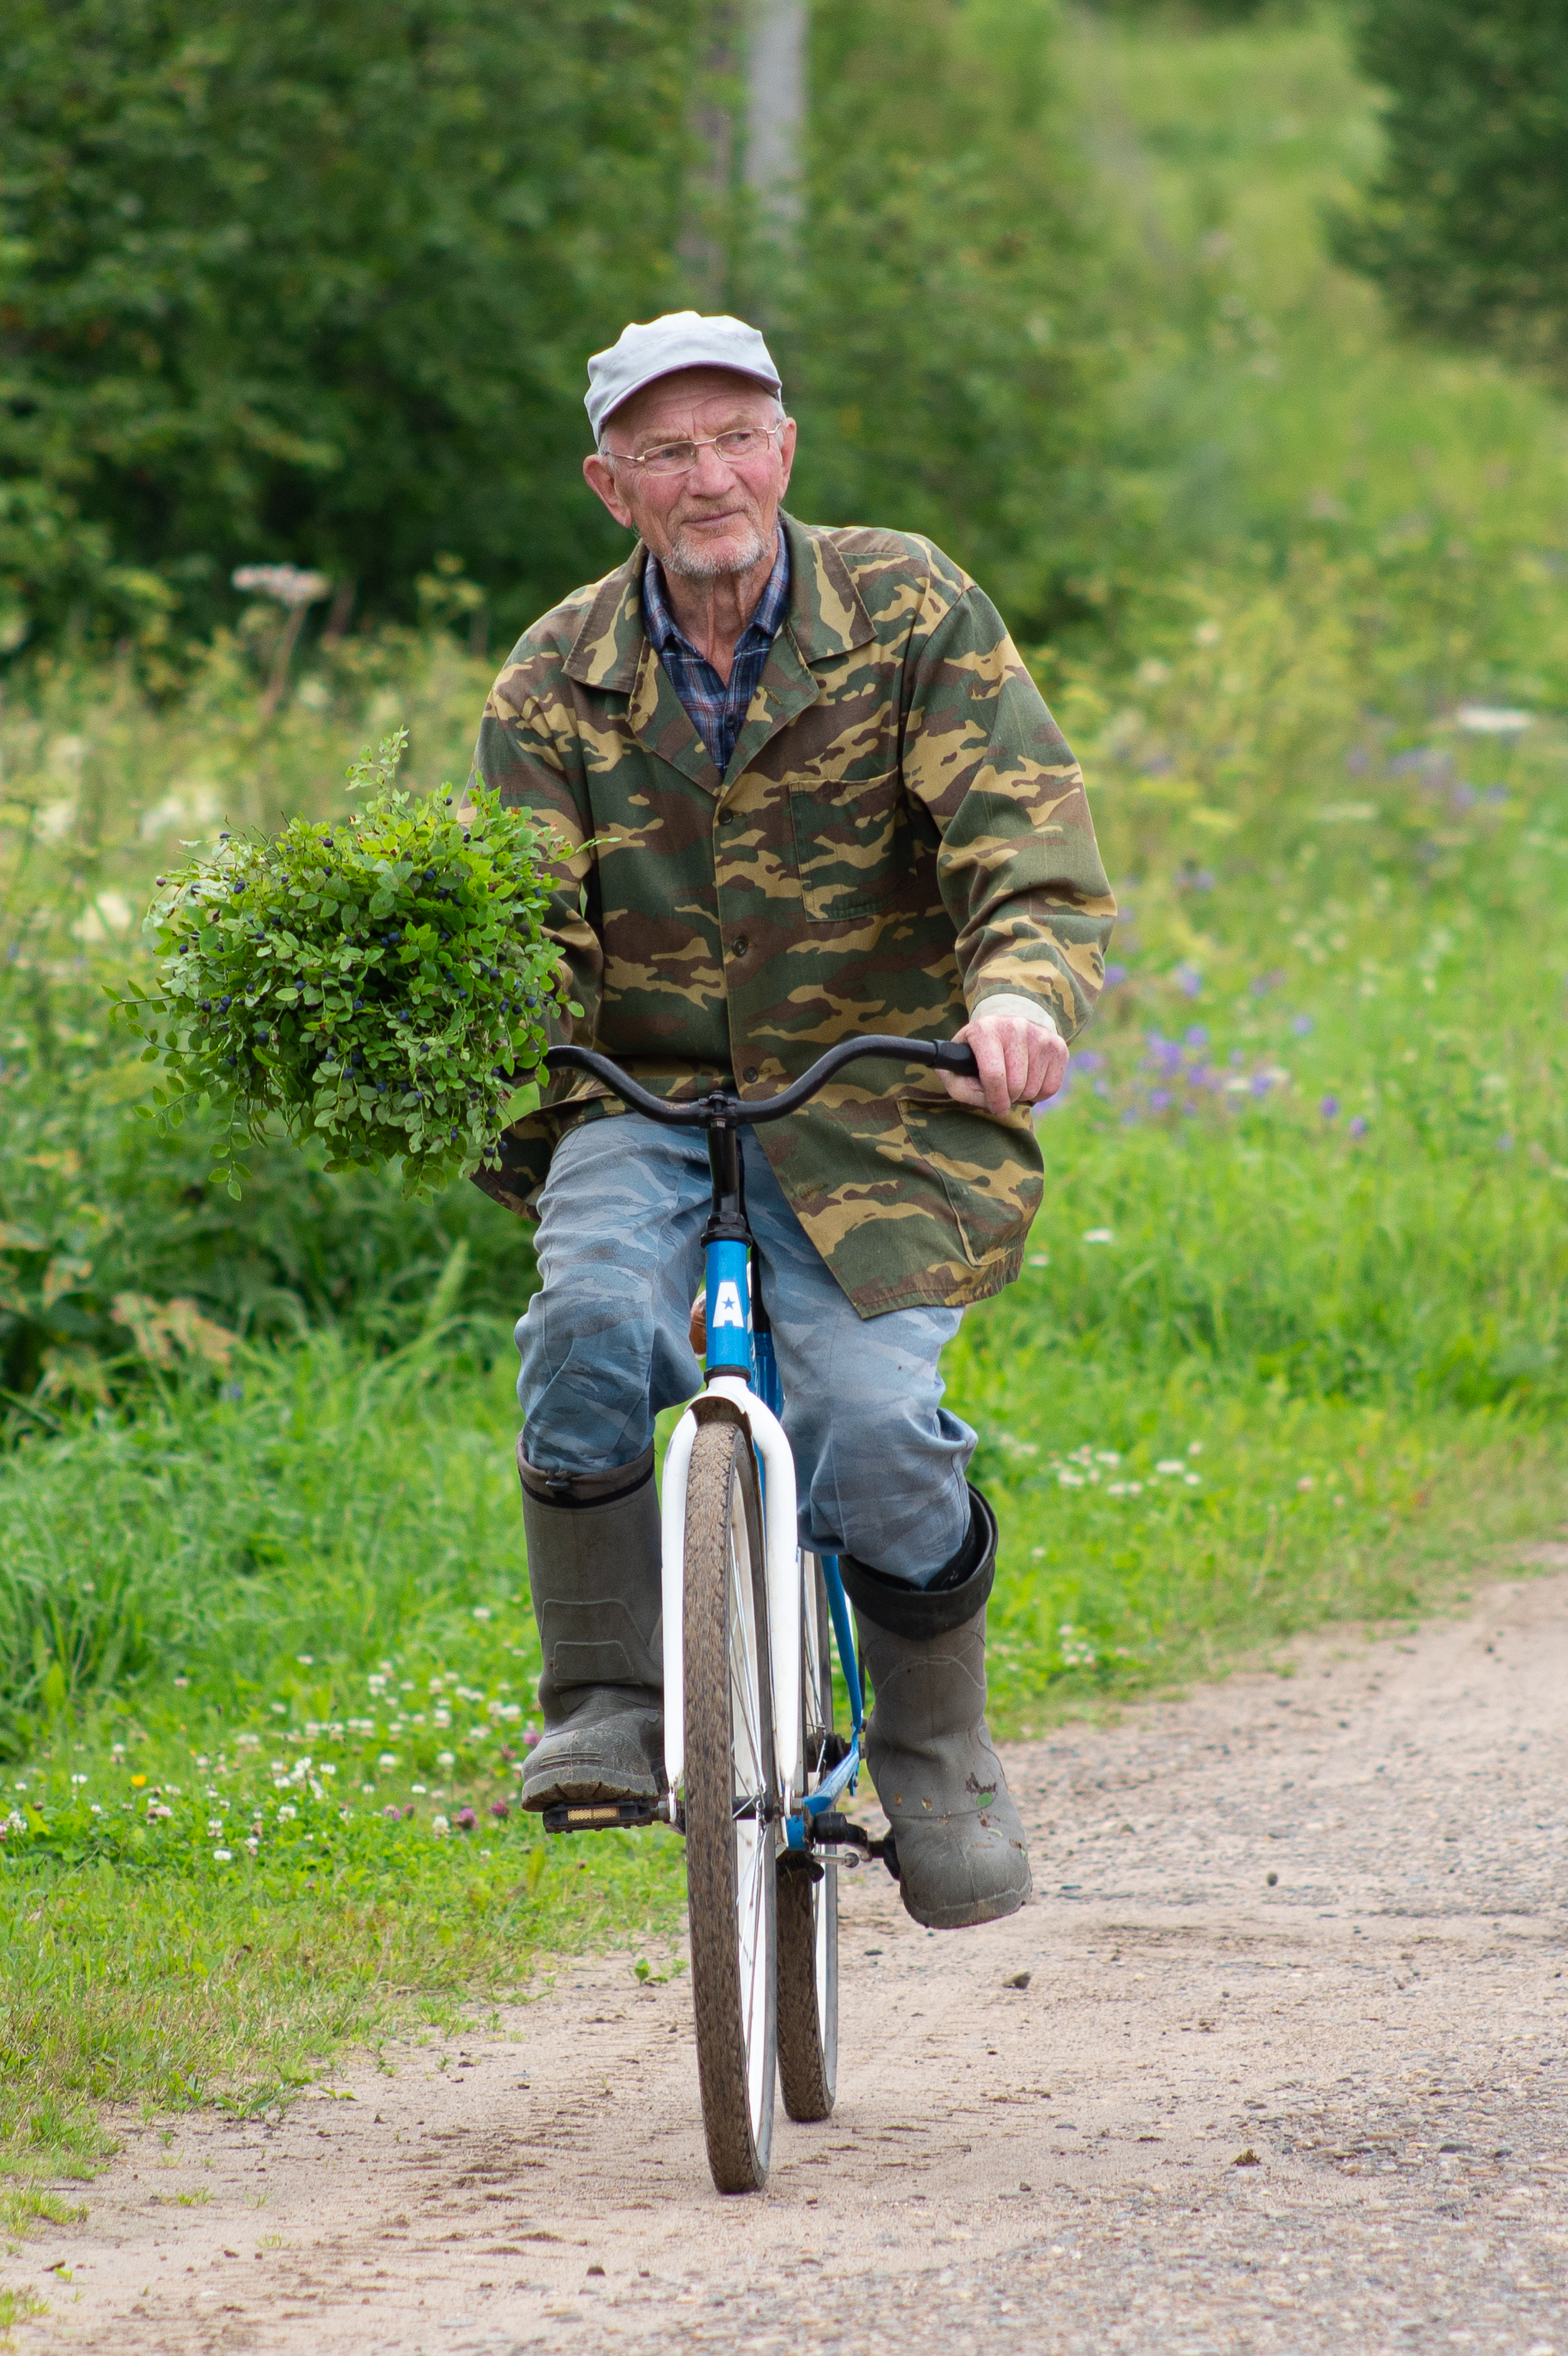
[683,1417,777,2194]
[776,1554,839,2121]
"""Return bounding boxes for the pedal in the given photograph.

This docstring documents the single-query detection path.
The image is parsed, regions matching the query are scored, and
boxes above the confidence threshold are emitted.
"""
[807,1812,901,1882]
[541,1798,666,1835]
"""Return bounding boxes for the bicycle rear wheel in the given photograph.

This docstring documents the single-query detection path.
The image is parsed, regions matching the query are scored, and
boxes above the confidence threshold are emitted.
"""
[683,1416,777,2194]
[777,1553,839,2121]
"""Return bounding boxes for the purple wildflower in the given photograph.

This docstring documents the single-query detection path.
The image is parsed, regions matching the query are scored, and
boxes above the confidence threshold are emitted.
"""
[1103,962,1129,989]
[1149,1089,1173,1112]
[383,1804,403,1821]
[1291,1014,1314,1037]
[1348,1115,1368,1140]
[1320,1094,1341,1119]
[455,1807,478,1832]
[490,1798,510,1821]
[1074,1049,1105,1074]
[1249,1072,1273,1097]
[1174,964,1203,999]
[1184,1025,1209,1049]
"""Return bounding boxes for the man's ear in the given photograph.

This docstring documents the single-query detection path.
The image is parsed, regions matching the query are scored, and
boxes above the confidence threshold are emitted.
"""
[776,417,797,501]
[583,453,636,531]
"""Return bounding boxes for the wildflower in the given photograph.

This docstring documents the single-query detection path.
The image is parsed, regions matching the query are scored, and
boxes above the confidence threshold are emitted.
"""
[522,1732,540,1750]
[1348,1115,1368,1140]
[1291,1014,1313,1037]
[1155,1460,1186,1475]
[1297,1476,1315,1492]
[472,1606,492,1622]
[1173,964,1203,999]
[207,1818,224,1836]
[231,563,331,609]
[1454,705,1531,736]
[1183,1026,1209,1049]
[1497,1132,1515,1153]
[1320,1095,1341,1119]
[382,1805,402,1821]
[377,1752,398,1770]
[213,1847,233,1863]
[1094,1450,1121,1464]
[1082,1228,1114,1245]
[70,1773,88,1786]
[431,1814,451,1837]
[490,1799,510,1821]
[1103,963,1128,989]
[437,1750,456,1768]
[455,1808,478,1832]
[410,1782,428,1796]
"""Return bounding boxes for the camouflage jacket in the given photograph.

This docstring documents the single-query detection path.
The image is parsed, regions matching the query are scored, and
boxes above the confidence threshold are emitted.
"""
[469,512,1114,1317]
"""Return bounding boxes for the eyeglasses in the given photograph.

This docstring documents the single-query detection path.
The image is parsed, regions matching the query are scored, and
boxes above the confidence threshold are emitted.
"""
[601,423,784,479]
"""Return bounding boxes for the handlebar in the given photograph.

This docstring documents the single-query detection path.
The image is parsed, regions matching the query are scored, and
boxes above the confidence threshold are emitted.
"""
[542,1034,980,1128]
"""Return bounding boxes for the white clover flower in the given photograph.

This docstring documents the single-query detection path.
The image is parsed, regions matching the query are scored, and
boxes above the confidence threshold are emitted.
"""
[1155,1460,1186,1475]
[437,1750,456,1768]
[278,1805,299,1821]
[207,1818,224,1836]
[431,1814,451,1837]
[1082,1228,1114,1244]
[1094,1451,1121,1465]
[70,1773,89,1786]
[213,1847,233,1862]
[1455,705,1531,735]
[1058,1470,1085,1488]
[410,1783,428,1796]
[377,1753,398,1770]
[472,1606,492,1622]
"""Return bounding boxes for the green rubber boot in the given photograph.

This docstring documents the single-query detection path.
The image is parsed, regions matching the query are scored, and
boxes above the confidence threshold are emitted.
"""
[841,1488,1031,1930]
[517,1440,665,1810]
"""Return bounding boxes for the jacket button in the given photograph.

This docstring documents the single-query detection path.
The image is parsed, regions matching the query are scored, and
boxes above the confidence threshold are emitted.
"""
[743,1066,760,1084]
[731,934,749,959]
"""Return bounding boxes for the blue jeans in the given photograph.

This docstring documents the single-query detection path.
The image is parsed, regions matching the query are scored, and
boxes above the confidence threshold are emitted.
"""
[515,1113,975,1585]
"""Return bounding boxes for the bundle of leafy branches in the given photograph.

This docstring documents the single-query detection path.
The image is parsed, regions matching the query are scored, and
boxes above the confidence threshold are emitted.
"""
[111,733,570,1198]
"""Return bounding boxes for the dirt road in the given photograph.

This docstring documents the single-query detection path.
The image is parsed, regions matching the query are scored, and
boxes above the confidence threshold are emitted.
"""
[20,1561,1568,2355]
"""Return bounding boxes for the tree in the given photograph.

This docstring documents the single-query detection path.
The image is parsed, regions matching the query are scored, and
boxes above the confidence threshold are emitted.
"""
[1334,0,1568,383]
[0,0,699,652]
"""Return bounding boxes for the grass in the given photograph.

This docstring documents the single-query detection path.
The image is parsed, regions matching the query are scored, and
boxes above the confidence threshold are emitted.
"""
[3,0,1568,2299]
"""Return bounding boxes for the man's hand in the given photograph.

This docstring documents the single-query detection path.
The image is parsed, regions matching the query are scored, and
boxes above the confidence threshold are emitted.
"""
[943,1005,1069,1118]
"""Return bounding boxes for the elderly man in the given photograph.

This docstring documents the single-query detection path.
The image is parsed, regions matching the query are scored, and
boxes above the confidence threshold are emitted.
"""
[470,311,1113,1931]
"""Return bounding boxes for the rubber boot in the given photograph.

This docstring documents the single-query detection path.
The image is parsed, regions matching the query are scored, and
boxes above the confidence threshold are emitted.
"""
[517,1439,665,1809]
[841,1488,1031,1930]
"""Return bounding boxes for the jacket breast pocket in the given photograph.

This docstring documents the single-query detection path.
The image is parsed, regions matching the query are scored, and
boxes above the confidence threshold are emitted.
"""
[789,769,902,924]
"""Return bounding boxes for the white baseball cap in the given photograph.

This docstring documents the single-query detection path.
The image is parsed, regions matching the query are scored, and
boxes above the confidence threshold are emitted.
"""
[585,311,783,443]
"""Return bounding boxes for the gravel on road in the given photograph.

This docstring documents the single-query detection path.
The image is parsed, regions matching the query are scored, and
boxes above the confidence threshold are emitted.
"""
[19,1559,1568,2356]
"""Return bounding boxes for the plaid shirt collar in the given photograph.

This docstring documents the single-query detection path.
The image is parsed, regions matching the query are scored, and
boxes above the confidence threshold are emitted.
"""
[642,529,791,776]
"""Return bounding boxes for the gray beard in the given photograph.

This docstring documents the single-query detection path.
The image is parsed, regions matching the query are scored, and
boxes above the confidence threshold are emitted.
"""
[662,520,769,581]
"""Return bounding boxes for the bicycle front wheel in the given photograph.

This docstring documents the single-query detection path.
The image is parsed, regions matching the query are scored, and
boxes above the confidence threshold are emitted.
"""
[683,1416,777,2194]
[777,1553,838,2121]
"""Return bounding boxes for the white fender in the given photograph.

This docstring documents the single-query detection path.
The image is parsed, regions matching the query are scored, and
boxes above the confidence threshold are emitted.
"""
[707,1374,801,1802]
[658,1377,802,1805]
[659,1409,698,1795]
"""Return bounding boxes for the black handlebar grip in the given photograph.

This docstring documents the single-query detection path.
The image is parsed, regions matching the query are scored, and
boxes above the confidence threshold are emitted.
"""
[929,1041,980,1079]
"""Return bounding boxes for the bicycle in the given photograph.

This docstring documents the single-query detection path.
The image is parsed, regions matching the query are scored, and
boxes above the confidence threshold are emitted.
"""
[535,1031,980,2195]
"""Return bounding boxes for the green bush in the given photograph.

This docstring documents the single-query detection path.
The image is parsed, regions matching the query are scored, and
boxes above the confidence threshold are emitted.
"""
[0,0,698,654]
[1333,0,1568,380]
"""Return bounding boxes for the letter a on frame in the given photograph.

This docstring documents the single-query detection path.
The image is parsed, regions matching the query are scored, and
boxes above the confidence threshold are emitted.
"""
[712,1280,747,1330]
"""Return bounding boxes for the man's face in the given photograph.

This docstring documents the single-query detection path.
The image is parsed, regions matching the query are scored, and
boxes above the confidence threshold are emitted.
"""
[583,367,797,581]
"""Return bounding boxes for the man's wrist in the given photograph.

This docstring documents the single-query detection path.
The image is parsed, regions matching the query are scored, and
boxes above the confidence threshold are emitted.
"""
[967,991,1060,1040]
